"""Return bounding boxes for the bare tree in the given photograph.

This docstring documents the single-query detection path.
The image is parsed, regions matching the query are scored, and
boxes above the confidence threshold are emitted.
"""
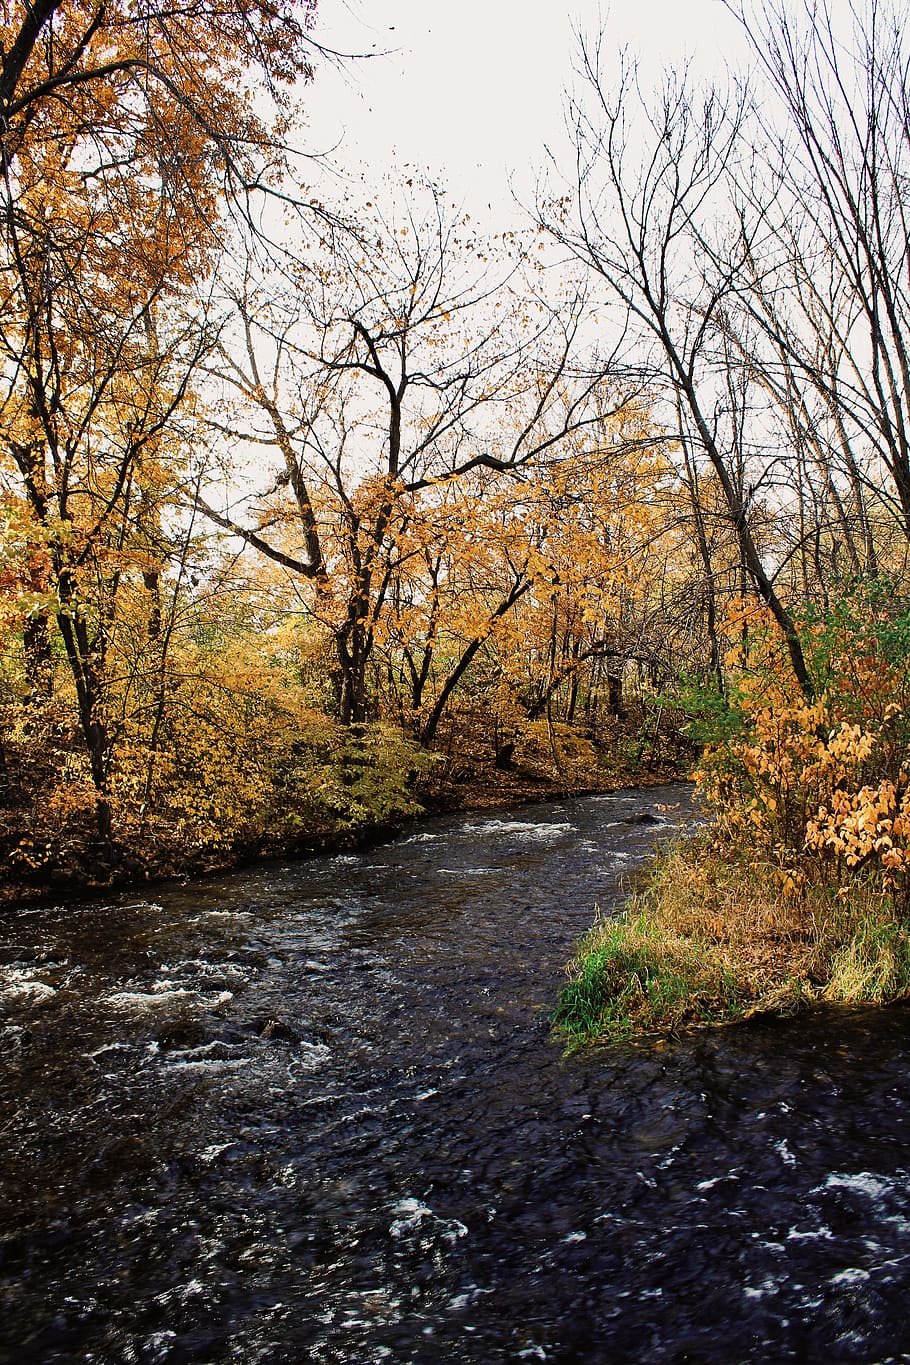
[727,0,910,546]
[542,44,815,694]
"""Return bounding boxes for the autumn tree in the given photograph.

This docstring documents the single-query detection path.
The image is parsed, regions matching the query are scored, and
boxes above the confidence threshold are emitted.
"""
[392,408,677,750]
[201,186,632,732]
[0,0,318,839]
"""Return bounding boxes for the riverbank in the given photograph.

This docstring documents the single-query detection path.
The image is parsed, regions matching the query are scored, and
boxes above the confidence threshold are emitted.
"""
[554,836,910,1045]
[0,729,683,907]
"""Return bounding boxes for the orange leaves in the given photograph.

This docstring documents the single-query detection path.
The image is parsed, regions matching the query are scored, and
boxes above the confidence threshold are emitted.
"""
[698,588,910,899]
[804,778,910,871]
[0,0,313,811]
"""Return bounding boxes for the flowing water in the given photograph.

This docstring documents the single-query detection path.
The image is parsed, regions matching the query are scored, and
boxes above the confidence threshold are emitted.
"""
[2,784,910,1363]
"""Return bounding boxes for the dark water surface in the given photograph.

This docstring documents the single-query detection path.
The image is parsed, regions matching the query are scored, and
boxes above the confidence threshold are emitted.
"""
[2,784,910,1363]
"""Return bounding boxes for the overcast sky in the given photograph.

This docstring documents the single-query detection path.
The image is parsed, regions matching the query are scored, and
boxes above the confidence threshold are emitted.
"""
[300,0,752,221]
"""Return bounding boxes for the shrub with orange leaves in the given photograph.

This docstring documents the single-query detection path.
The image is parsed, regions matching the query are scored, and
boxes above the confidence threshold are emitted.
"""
[695,580,910,902]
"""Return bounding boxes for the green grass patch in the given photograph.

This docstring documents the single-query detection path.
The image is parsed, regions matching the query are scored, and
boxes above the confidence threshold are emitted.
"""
[822,907,910,1005]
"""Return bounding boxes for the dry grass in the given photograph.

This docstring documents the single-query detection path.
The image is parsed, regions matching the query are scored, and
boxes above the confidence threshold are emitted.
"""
[639,842,817,988]
[555,836,910,1045]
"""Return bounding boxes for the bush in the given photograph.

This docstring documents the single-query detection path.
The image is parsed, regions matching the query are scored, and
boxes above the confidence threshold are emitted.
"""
[283,720,436,832]
[694,580,910,906]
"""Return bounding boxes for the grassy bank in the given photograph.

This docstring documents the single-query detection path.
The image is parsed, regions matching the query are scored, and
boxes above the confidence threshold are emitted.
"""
[554,838,910,1046]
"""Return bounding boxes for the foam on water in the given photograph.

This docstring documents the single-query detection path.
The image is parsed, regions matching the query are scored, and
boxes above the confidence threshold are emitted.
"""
[820,1171,898,1200]
[0,967,57,1008]
[389,1198,468,1245]
[296,1040,332,1068]
[461,818,574,842]
[830,1266,871,1286]
[162,1055,251,1073]
[105,987,234,1013]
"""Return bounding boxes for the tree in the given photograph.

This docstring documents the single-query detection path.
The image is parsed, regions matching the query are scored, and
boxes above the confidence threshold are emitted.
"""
[201,186,629,730]
[721,0,910,556]
[540,39,824,693]
[0,0,317,839]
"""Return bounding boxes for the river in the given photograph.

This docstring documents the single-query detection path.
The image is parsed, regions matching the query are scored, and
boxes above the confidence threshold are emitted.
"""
[2,783,910,1362]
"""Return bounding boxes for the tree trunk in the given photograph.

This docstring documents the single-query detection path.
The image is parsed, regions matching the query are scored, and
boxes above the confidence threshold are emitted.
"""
[55,586,112,843]
[607,670,625,717]
[336,622,371,726]
[23,615,53,695]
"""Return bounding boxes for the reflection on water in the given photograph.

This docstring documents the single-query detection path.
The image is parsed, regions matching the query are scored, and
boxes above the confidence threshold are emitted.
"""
[2,784,910,1362]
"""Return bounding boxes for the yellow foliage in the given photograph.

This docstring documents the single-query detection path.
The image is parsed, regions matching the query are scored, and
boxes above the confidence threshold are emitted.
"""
[697,591,910,900]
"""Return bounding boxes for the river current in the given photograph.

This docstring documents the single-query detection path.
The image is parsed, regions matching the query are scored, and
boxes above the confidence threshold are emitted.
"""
[2,784,910,1362]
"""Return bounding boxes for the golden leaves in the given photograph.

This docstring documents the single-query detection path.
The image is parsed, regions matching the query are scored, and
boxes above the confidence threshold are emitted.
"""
[698,597,910,895]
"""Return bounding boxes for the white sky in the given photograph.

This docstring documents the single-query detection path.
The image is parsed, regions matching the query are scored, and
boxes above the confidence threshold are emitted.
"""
[301,0,752,223]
